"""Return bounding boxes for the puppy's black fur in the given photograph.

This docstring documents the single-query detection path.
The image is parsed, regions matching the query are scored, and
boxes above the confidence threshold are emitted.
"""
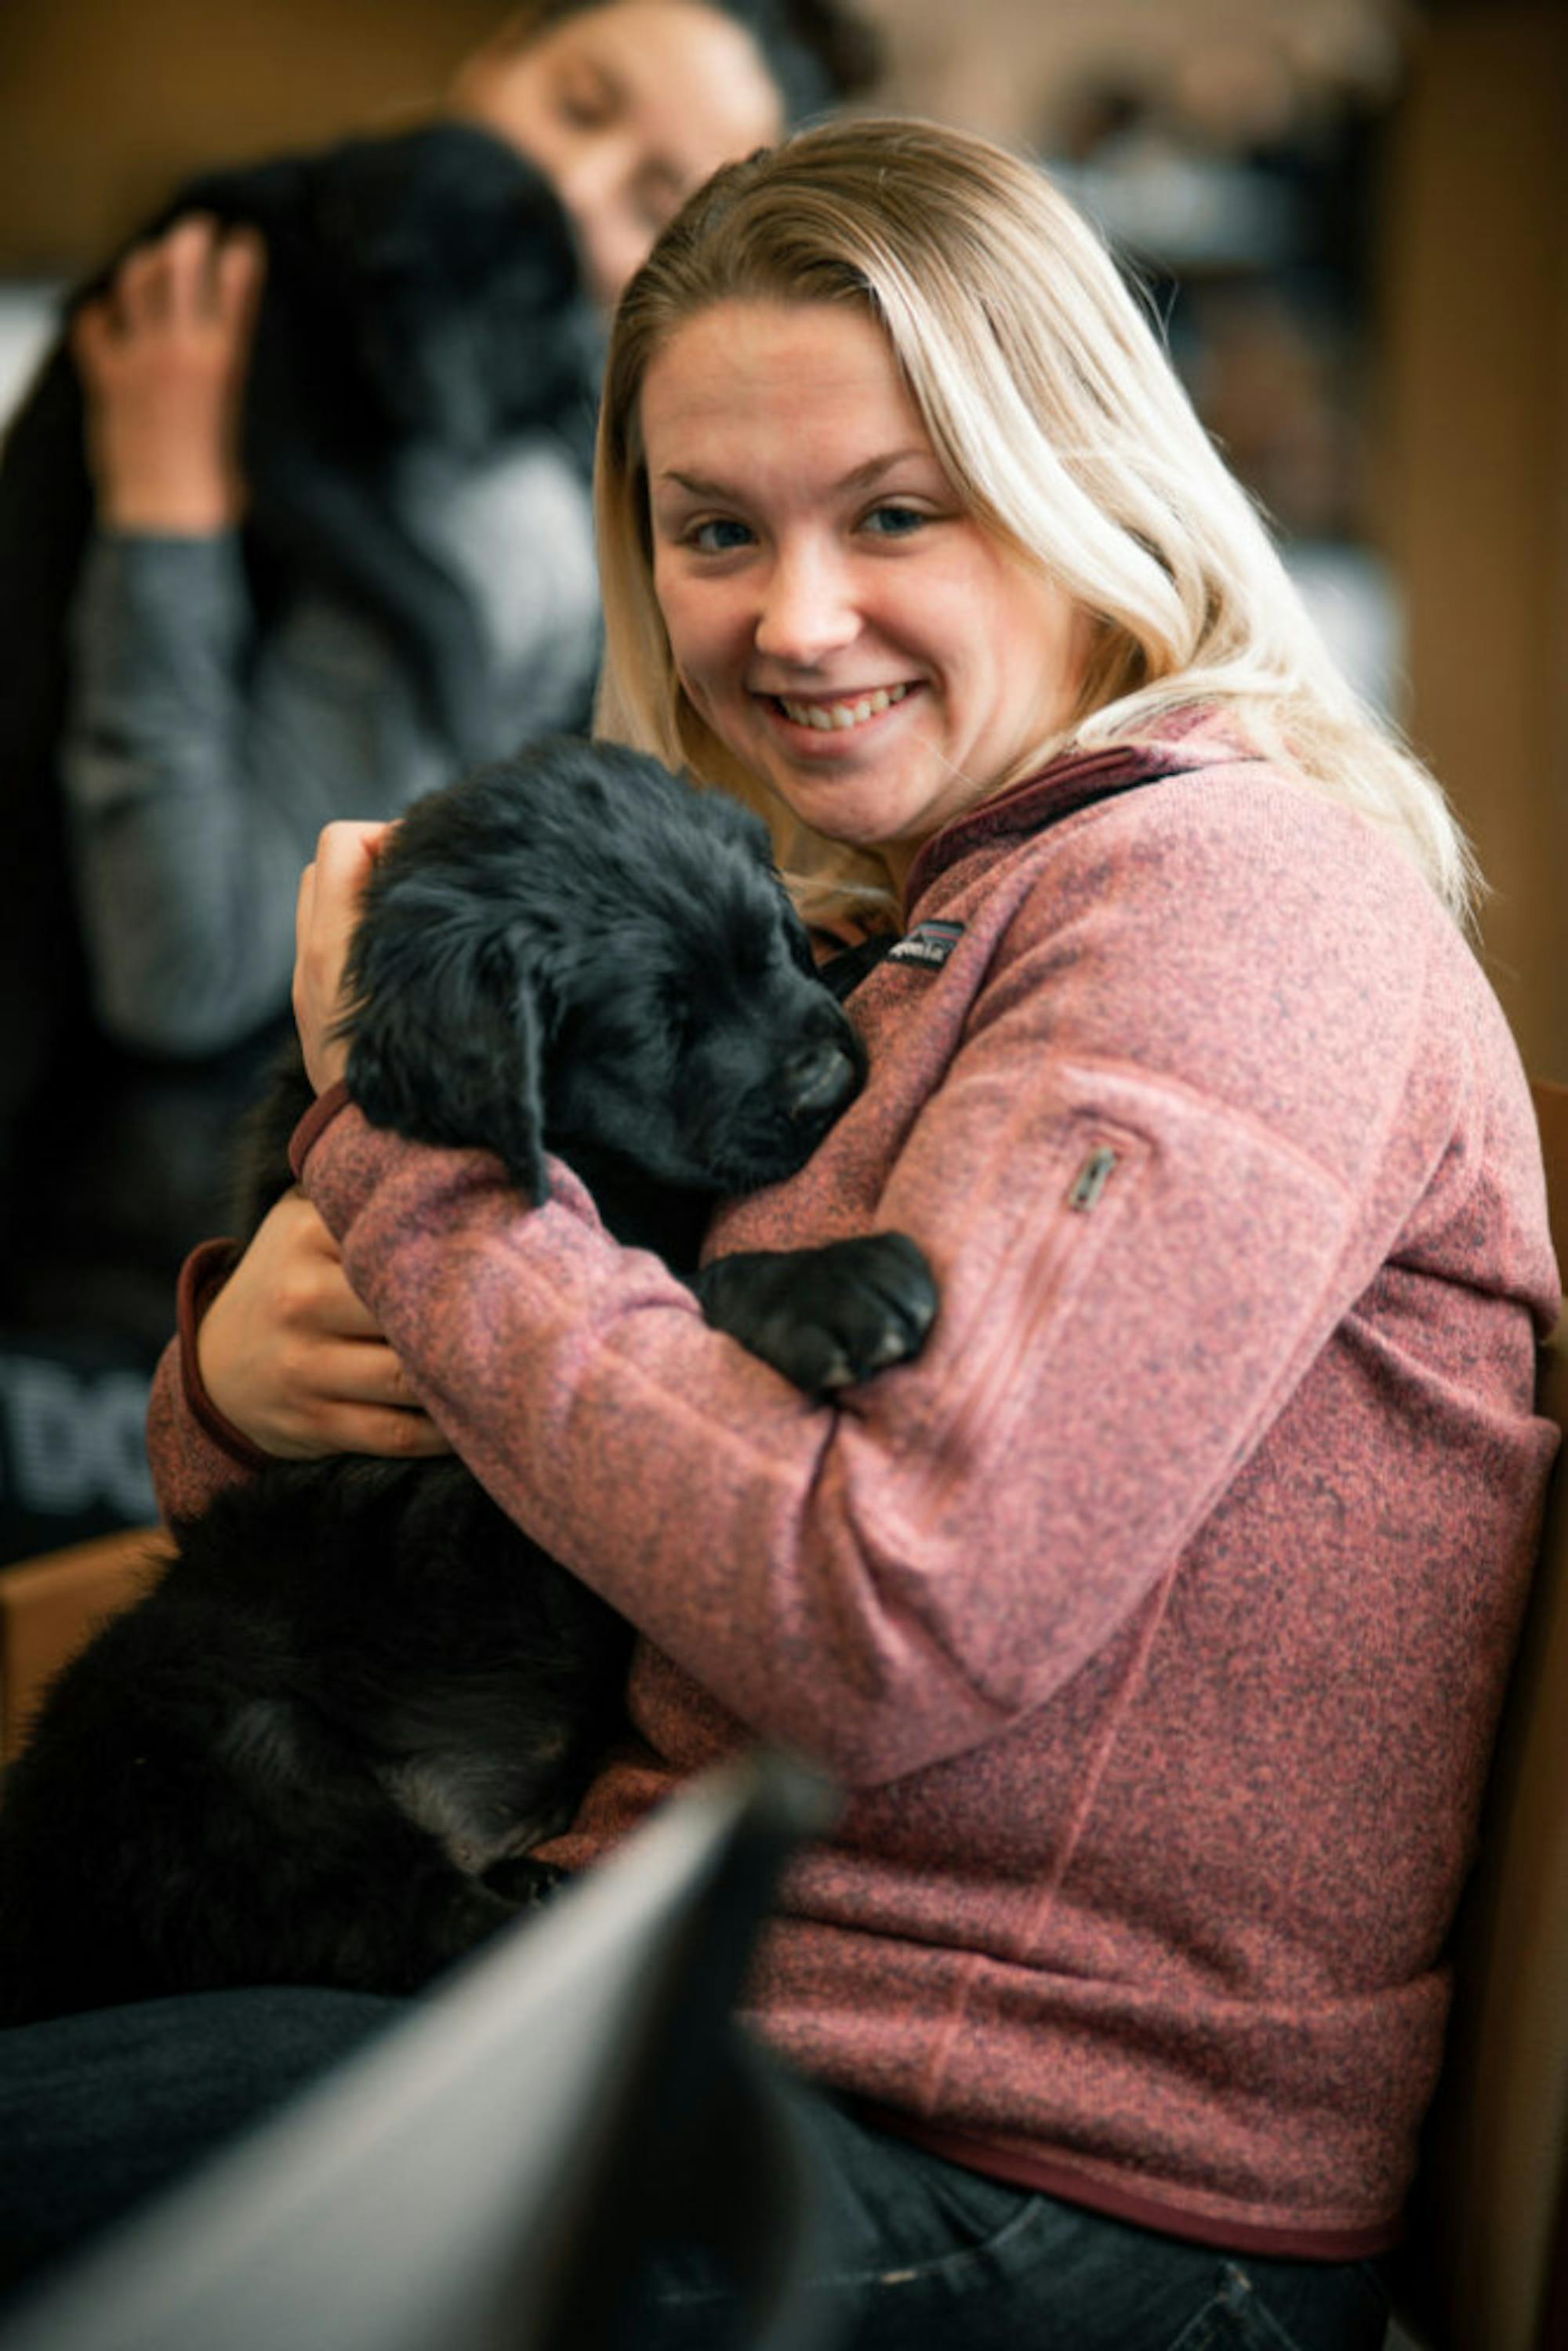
[0,120,598,1256]
[0,741,937,2022]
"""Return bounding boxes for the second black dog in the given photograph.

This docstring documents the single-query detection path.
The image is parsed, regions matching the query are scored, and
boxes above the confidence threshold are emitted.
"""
[0,740,937,2023]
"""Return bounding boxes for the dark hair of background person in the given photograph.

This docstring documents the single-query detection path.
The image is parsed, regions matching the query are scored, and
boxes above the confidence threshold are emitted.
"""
[507,0,884,125]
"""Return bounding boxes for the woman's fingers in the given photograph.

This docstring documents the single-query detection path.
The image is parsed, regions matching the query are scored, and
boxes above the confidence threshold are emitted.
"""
[71,213,266,532]
[214,221,267,335]
[100,214,263,328]
[102,240,165,328]
[297,1389,455,1460]
[198,1189,451,1462]
[294,821,392,1094]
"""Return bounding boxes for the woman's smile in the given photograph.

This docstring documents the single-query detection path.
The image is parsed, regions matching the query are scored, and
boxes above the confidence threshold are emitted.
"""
[764,680,917,739]
[641,299,1089,886]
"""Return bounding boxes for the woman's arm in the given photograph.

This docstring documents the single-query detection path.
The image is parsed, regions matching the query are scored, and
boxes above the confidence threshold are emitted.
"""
[62,218,280,1054]
[59,218,437,1058]
[61,528,297,1052]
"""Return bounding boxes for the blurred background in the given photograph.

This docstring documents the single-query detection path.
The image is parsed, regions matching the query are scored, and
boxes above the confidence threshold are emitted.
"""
[0,0,1563,1078]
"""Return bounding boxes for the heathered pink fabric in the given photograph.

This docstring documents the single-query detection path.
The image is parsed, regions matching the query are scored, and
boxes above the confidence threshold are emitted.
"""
[147,713,1561,2260]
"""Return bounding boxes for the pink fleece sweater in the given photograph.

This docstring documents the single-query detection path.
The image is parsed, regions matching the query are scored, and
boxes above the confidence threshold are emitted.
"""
[149,714,1560,2261]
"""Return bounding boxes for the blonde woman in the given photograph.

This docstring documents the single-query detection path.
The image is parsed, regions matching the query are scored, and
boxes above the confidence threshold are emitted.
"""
[10,118,1558,2347]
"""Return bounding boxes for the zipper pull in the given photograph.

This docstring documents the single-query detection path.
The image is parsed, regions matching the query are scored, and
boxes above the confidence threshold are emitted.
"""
[1067,1144,1117,1211]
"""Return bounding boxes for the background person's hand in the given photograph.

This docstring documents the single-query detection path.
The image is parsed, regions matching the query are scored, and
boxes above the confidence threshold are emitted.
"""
[198,1188,451,1461]
[71,213,266,534]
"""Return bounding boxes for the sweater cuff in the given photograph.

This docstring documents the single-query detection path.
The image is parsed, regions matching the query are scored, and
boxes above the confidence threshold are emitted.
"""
[176,1239,271,1471]
[289,1078,354,1180]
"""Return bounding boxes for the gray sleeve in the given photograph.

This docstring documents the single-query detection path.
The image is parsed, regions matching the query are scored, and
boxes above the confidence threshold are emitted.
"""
[61,532,441,1059]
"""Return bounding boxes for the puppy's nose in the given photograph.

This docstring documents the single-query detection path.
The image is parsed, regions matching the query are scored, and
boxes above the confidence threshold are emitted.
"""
[784,1039,861,1122]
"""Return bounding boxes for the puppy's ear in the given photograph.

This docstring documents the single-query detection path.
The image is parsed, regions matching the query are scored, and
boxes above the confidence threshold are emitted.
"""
[343,915,550,1206]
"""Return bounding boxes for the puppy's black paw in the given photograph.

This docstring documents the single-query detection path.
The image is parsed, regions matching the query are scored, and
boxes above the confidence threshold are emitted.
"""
[696,1233,938,1399]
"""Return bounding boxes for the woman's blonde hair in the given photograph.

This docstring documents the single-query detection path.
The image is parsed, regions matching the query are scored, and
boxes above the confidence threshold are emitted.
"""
[594,114,1475,926]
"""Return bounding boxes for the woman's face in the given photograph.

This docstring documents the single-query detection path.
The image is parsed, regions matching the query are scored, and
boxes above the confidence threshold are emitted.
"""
[641,300,1091,886]
[452,2,782,308]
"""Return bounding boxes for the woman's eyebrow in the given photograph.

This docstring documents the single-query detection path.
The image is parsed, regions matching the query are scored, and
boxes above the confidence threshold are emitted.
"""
[652,469,739,500]
[653,449,935,501]
[835,449,935,492]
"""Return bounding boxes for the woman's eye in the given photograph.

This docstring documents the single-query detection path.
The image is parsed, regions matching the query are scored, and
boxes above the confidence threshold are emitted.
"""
[862,504,931,539]
[688,517,755,553]
[555,71,613,129]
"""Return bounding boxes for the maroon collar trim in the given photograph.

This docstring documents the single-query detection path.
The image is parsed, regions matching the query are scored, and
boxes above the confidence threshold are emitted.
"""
[902,731,1256,912]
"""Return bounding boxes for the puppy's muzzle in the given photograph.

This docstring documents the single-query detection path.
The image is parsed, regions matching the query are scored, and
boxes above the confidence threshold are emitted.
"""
[784,1039,863,1125]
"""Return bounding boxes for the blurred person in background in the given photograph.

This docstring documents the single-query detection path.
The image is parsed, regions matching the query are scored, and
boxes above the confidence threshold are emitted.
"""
[0,0,880,1565]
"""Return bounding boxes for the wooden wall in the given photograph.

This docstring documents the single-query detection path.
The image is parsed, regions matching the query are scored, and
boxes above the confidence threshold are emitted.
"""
[0,0,499,275]
[1381,0,1568,1080]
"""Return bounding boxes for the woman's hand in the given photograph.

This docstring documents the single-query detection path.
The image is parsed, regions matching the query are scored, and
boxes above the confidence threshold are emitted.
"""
[198,1188,451,1461]
[71,213,266,534]
[294,820,390,1094]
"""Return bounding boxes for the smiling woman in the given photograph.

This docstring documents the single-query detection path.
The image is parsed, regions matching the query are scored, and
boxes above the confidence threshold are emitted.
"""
[5,111,1559,2351]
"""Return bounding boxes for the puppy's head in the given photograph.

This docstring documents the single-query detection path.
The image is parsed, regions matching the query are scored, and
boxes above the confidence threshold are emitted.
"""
[343,741,866,1205]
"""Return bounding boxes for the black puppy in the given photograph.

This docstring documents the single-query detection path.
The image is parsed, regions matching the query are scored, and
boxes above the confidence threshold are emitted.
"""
[0,741,937,2023]
[0,119,598,1245]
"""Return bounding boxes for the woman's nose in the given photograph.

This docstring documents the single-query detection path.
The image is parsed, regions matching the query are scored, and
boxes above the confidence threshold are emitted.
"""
[753,548,859,666]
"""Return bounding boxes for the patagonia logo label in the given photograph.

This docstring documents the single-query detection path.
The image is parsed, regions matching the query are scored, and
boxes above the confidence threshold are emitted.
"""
[887,920,965,971]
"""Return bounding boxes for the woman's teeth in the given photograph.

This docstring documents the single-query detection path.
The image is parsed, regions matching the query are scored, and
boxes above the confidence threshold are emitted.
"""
[775,684,910,732]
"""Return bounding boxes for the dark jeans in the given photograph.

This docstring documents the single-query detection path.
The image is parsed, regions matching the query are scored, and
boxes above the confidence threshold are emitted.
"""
[0,1988,1390,2350]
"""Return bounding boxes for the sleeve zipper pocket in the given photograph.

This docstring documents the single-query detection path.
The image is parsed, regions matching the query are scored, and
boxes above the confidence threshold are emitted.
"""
[1067,1145,1117,1211]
